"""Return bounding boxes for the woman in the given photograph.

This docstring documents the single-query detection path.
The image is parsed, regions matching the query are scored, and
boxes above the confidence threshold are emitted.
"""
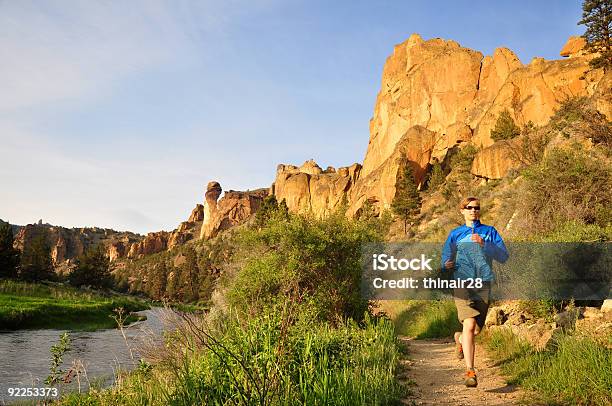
[441,196,509,387]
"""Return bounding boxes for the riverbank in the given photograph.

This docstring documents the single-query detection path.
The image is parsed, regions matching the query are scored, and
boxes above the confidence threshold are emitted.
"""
[0,280,149,331]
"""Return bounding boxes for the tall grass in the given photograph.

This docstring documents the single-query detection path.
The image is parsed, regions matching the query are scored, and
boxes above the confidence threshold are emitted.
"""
[59,309,403,405]
[484,328,612,406]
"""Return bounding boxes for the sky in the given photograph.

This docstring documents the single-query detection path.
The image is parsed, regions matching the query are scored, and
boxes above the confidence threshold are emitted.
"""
[0,0,585,234]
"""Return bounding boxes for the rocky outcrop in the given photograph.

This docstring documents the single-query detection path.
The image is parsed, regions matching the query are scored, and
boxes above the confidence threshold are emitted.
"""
[168,204,204,249]
[13,224,143,268]
[346,126,435,217]
[127,231,169,258]
[471,141,521,179]
[560,35,586,58]
[200,182,268,239]
[353,33,607,201]
[272,160,361,216]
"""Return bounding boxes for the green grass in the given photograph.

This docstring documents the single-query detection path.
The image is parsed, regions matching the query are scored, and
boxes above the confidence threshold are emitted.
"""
[0,280,149,331]
[484,328,612,406]
[379,299,461,339]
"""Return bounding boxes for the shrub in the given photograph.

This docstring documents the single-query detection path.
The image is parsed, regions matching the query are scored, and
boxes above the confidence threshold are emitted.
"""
[514,145,611,235]
[551,96,612,147]
[225,211,383,323]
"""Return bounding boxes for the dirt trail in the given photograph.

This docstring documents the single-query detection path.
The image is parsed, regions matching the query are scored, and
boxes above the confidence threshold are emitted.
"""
[398,337,526,406]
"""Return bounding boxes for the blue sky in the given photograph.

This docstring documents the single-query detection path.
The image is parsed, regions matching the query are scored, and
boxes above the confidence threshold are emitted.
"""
[0,0,584,234]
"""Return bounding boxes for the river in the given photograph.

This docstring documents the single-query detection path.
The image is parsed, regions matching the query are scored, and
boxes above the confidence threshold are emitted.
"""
[0,307,177,404]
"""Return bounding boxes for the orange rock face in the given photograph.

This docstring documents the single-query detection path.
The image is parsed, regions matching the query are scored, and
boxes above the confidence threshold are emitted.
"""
[199,182,268,239]
[272,160,361,216]
[560,36,586,58]
[127,231,169,258]
[13,224,143,267]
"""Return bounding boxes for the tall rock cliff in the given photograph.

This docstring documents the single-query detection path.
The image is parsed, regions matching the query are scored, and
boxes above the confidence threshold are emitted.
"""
[276,34,609,217]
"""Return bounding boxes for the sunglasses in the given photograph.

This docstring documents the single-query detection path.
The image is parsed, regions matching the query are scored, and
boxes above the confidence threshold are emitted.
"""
[464,206,480,211]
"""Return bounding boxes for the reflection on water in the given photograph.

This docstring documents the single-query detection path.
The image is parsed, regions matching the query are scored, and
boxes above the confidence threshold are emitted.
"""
[0,308,177,404]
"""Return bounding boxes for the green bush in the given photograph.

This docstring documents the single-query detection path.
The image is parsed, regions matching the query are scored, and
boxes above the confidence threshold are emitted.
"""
[551,96,612,147]
[225,211,382,323]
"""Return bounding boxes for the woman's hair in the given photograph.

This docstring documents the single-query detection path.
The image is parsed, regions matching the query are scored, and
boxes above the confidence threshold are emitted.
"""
[458,196,480,210]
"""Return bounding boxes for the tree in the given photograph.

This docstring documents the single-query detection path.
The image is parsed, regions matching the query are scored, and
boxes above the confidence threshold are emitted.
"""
[579,0,612,69]
[148,262,168,300]
[427,162,446,191]
[69,244,112,289]
[178,246,199,302]
[0,220,19,278]
[391,159,421,234]
[490,109,521,141]
[20,230,54,282]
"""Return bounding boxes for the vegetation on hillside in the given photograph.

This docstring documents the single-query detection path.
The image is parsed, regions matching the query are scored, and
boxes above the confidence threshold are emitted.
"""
[58,203,404,405]
[484,328,611,406]
[391,158,421,234]
[0,219,19,278]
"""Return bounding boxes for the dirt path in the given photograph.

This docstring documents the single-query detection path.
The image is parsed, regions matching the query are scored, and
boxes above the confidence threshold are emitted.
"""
[398,337,526,406]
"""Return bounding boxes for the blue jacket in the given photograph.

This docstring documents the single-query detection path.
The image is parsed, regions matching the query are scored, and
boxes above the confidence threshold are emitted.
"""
[441,220,509,281]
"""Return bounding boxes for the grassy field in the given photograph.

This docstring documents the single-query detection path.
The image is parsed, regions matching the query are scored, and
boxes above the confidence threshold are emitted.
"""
[0,280,149,331]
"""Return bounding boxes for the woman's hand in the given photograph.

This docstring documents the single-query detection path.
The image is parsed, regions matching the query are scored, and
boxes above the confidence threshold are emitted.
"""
[444,260,455,269]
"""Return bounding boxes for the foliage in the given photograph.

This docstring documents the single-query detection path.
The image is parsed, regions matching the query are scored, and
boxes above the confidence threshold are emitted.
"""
[19,228,55,282]
[0,219,19,278]
[504,122,551,167]
[490,109,521,141]
[69,244,113,289]
[391,159,421,234]
[254,195,289,228]
[514,145,611,235]
[226,211,383,323]
[426,162,446,192]
[380,300,461,339]
[449,143,479,173]
[551,96,612,147]
[578,0,612,69]
[59,310,403,406]
[45,332,72,385]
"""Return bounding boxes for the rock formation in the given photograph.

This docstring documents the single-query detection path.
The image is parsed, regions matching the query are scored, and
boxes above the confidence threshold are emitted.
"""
[127,231,169,258]
[13,224,143,268]
[272,160,361,216]
[273,34,609,214]
[199,182,268,239]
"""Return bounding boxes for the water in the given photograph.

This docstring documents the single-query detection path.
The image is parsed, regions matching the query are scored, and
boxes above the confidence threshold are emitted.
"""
[0,308,177,404]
